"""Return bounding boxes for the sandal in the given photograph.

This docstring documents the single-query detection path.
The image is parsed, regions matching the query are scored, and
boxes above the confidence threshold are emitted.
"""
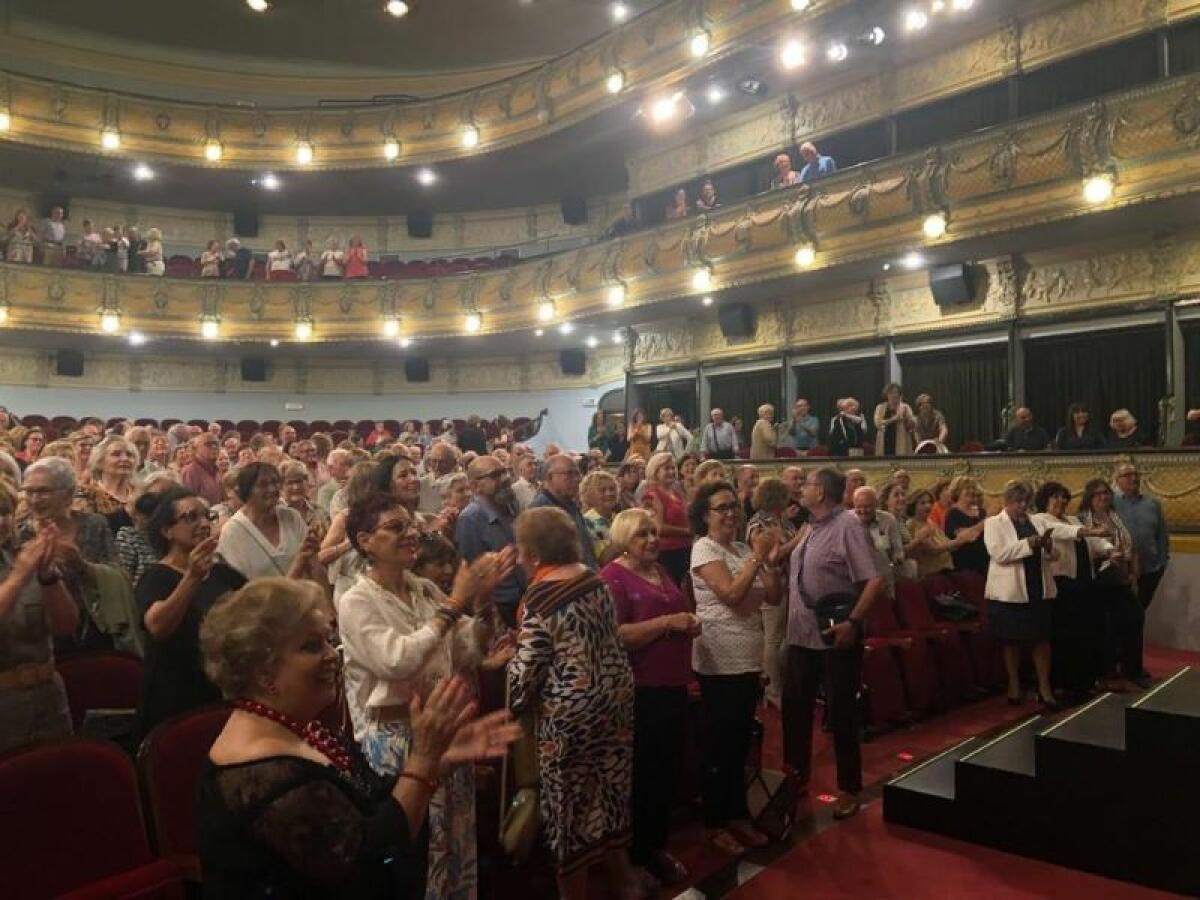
[709,829,746,856]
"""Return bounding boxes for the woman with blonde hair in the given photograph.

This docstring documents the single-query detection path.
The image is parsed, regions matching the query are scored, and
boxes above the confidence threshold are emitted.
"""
[199,240,222,278]
[580,469,620,563]
[873,383,916,456]
[944,476,988,576]
[81,434,142,535]
[140,227,165,275]
[641,452,693,585]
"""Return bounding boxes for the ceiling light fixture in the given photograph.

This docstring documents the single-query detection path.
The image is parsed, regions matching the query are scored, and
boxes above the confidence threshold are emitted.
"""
[534,328,545,337]
[901,251,925,270]
[689,30,711,58]
[204,140,223,161]
[382,315,401,338]
[780,39,806,69]
[612,330,624,345]
[794,245,816,268]
[649,93,682,123]
[537,300,556,323]
[606,283,626,307]
[385,0,410,17]
[129,332,146,346]
[860,25,887,46]
[922,212,948,239]
[1083,173,1115,204]
[464,312,482,334]
[246,0,270,11]
[383,139,401,161]
[132,163,155,182]
[826,40,849,63]
[611,2,629,22]
[399,336,412,348]
[951,0,974,10]
[295,141,314,165]
[200,315,220,340]
[930,0,946,11]
[258,172,281,190]
[100,128,121,150]
[904,9,929,31]
[99,309,121,334]
[701,295,714,306]
[294,317,314,341]
[790,0,811,9]
[691,266,713,291]
[416,167,437,186]
[706,84,725,104]
[0,110,10,131]
[0,301,9,324]
[269,338,280,347]
[585,335,599,348]
[606,70,625,94]
[461,125,480,148]
[558,321,575,335]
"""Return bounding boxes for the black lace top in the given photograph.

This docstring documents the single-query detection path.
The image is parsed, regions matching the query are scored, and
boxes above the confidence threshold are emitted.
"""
[197,748,423,899]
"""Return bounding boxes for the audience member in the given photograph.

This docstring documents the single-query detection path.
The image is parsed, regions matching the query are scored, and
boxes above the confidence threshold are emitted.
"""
[797,141,836,183]
[781,464,809,530]
[78,219,103,266]
[458,415,488,455]
[828,398,866,457]
[841,469,866,508]
[529,453,599,570]
[1113,462,1168,611]
[224,239,254,280]
[928,477,952,530]
[1004,407,1050,452]
[655,408,691,460]
[626,408,652,462]
[665,188,690,221]
[318,448,351,512]
[81,435,140,535]
[456,455,528,626]
[114,475,175,587]
[640,453,692,584]
[1107,409,1146,448]
[321,238,346,279]
[216,463,315,580]
[267,240,293,278]
[913,393,949,450]
[874,384,916,456]
[39,206,66,266]
[280,461,328,531]
[604,202,640,239]
[127,227,147,275]
[345,235,370,279]
[905,488,983,577]
[852,485,905,592]
[735,464,759,524]
[181,432,223,505]
[1054,402,1105,451]
[787,399,820,452]
[199,240,223,277]
[141,228,165,275]
[580,469,620,564]
[745,476,800,708]
[508,506,638,900]
[749,404,777,460]
[5,208,38,263]
[679,453,701,497]
[944,476,989,576]
[694,179,720,211]
[770,153,801,190]
[783,466,885,822]
[701,408,739,459]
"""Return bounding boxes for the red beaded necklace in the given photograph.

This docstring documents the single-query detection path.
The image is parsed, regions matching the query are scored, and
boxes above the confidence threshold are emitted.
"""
[234,698,353,773]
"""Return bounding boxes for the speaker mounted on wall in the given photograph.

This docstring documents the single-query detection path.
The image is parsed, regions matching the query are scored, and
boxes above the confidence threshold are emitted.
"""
[929,263,977,307]
[717,303,757,340]
[559,349,587,376]
[56,349,84,378]
[407,211,433,239]
[240,357,268,382]
[405,357,431,383]
[560,195,588,226]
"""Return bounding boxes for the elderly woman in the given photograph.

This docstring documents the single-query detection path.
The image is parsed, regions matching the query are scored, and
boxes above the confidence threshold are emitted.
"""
[17,457,117,653]
[1106,409,1146,448]
[320,237,345,279]
[198,579,520,899]
[115,472,177,587]
[1078,478,1146,691]
[655,408,691,460]
[904,489,985,578]
[71,432,98,486]
[873,384,916,457]
[280,460,328,532]
[1032,482,1113,703]
[319,461,379,602]
[601,508,699,889]
[692,459,729,495]
[80,434,142,535]
[137,486,246,735]
[4,208,38,263]
[749,404,777,461]
[626,409,652,463]
[944,476,989,576]
[1054,402,1105,451]
[745,477,801,709]
[689,480,782,855]
[640,452,693,585]
[678,453,700,496]
[216,463,313,581]
[984,481,1059,709]
[580,470,620,563]
[508,506,638,900]
[16,427,45,469]
[828,398,866,457]
[338,494,512,900]
[0,480,79,754]
[914,393,950,450]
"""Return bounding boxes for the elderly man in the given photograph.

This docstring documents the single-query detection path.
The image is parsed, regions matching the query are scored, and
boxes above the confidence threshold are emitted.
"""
[457,455,529,626]
[39,206,67,266]
[783,467,885,821]
[528,453,598,569]
[852,486,905,592]
[798,141,837,183]
[419,441,459,514]
[782,465,809,530]
[789,399,820,452]
[842,469,867,508]
[317,448,351,512]
[1003,407,1050,452]
[510,451,538,511]
[1113,463,1169,611]
[180,432,222,505]
[771,152,801,190]
[701,408,739,460]
[224,238,254,280]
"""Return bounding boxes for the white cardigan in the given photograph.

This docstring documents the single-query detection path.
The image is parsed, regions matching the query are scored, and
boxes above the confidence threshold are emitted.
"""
[1030,512,1113,581]
[983,510,1057,604]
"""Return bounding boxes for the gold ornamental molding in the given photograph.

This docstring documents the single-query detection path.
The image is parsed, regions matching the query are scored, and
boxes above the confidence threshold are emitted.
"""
[5,73,1200,342]
[629,0,1200,196]
[0,0,851,170]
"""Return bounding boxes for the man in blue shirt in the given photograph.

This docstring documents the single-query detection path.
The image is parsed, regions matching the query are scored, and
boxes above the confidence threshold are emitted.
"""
[528,453,599,570]
[456,455,528,626]
[1113,462,1169,609]
[798,141,837,184]
[788,398,821,451]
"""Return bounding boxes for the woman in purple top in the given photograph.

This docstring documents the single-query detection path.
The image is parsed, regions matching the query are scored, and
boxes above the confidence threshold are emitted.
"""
[602,508,700,890]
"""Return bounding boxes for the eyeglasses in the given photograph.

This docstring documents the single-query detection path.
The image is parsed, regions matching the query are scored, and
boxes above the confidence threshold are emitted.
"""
[376,518,417,537]
[176,509,218,524]
[708,501,739,514]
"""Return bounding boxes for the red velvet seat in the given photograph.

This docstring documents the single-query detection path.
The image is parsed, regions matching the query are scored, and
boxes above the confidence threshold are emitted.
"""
[57,651,144,733]
[0,739,184,899]
[235,419,260,439]
[805,445,830,457]
[269,269,298,282]
[331,430,349,444]
[921,573,986,696]
[138,706,231,881]
[861,639,910,728]
[261,420,282,436]
[864,587,942,715]
[134,418,159,428]
[309,420,333,434]
[332,419,355,433]
[960,440,985,453]
[894,577,974,707]
[774,447,798,458]
[949,569,1003,688]
[186,419,209,430]
[287,419,309,438]
[23,414,50,427]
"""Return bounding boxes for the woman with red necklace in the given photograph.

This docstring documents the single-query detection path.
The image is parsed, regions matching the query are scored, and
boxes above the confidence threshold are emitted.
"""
[197,577,521,899]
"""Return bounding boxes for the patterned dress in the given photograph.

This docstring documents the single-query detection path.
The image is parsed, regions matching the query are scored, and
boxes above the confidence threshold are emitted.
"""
[507,571,635,876]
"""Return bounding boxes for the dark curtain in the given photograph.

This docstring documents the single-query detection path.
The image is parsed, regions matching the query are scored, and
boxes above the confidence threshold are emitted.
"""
[709,368,781,443]
[1169,19,1200,76]
[792,356,886,445]
[1184,322,1200,413]
[1024,327,1167,445]
[895,82,1011,153]
[898,344,1009,448]
[634,379,697,432]
[1019,34,1158,117]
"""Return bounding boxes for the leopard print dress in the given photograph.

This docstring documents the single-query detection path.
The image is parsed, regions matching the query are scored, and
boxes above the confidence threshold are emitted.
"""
[507,571,635,876]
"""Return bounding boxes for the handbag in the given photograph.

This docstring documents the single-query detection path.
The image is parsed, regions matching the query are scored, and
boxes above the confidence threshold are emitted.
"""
[813,592,858,646]
[499,700,540,863]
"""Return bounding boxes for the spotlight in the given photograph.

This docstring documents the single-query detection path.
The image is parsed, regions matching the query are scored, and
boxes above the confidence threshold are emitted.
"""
[132,163,155,182]
[461,125,480,148]
[930,0,945,11]
[606,71,625,94]
[385,0,410,16]
[951,0,974,9]
[258,172,281,190]
[585,335,599,348]
[691,267,713,291]
[882,262,892,272]
[1083,173,1114,204]
[383,139,401,160]
[399,337,412,348]
[0,303,9,324]
[794,245,816,268]
[294,318,314,341]
[701,295,714,306]
[205,141,224,161]
[780,39,806,69]
[464,312,482,333]
[859,25,887,46]
[826,40,848,63]
[606,283,626,307]
[790,0,811,9]
[295,142,314,165]
[922,212,948,239]
[269,339,280,347]
[200,316,220,340]
[904,9,929,31]
[901,251,925,270]
[689,30,710,58]
[129,332,146,346]
[100,128,121,150]
[611,2,629,22]
[537,300,556,323]
[558,321,575,335]
[382,316,401,338]
[246,0,270,11]
[99,310,121,334]
[0,111,11,131]
[650,94,678,123]
[706,84,725,104]
[416,167,437,186]
[534,328,545,337]
[612,331,624,345]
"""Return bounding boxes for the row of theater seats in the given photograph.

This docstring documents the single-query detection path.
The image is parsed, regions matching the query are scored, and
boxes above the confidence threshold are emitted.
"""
[737,441,988,460]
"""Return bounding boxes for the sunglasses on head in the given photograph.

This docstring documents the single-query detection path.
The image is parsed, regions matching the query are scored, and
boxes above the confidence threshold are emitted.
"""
[176,509,218,525]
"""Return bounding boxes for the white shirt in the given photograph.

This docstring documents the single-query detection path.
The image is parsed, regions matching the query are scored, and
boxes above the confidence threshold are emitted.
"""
[267,249,293,272]
[1030,512,1112,581]
[320,249,344,276]
[656,422,691,458]
[690,536,765,675]
[40,219,65,243]
[216,506,307,580]
[337,571,489,741]
[511,478,536,511]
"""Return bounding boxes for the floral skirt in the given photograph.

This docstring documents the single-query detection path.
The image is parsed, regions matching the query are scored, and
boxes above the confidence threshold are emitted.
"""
[362,720,477,900]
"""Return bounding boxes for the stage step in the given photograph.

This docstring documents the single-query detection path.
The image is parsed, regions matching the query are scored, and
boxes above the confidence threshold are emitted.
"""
[881,736,990,833]
[1127,666,1200,762]
[1036,692,1134,782]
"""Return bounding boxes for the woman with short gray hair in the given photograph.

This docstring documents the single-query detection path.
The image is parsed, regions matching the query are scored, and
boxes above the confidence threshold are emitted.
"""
[81,435,142,535]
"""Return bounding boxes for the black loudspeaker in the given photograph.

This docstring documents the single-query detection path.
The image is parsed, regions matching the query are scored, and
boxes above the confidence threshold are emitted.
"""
[407,211,433,239]
[233,211,260,238]
[405,357,431,383]
[930,263,976,307]
[56,349,84,378]
[241,358,268,382]
[560,195,588,226]
[559,349,586,376]
[39,194,70,220]
[717,303,757,339]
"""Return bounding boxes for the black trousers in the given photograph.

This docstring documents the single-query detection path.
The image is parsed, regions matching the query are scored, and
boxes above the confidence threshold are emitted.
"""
[1100,583,1144,678]
[630,686,688,864]
[781,644,864,795]
[1051,577,1104,694]
[696,672,759,827]
[1137,568,1166,610]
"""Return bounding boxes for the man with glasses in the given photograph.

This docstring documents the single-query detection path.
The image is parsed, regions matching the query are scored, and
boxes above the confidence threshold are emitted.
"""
[1113,463,1169,610]
[457,456,528,626]
[782,467,886,821]
[528,453,599,570]
[181,433,222,505]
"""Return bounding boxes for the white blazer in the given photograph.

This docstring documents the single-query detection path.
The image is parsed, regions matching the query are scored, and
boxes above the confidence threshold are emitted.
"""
[983,510,1057,604]
[1030,513,1113,581]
